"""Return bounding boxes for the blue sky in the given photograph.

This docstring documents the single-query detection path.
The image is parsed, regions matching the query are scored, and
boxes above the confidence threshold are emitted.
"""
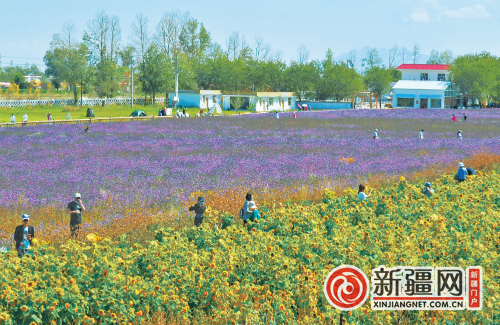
[1,0,499,70]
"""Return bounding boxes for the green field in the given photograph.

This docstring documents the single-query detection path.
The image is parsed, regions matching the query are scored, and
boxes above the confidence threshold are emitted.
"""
[0,105,249,123]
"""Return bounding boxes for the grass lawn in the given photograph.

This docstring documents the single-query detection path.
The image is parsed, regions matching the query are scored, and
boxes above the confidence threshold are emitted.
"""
[0,105,251,123]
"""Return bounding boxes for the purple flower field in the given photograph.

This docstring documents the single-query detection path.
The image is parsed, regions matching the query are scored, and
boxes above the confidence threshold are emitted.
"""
[1,109,499,214]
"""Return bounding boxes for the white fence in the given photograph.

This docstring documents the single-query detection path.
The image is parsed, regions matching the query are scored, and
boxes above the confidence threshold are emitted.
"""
[0,97,165,108]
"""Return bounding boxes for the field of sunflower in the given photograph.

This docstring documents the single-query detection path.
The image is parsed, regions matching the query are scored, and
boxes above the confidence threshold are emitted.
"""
[0,170,499,324]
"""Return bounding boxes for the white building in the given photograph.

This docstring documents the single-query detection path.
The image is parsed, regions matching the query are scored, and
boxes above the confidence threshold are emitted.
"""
[392,64,453,109]
[23,75,42,83]
[167,90,222,109]
[0,82,11,89]
[222,91,296,112]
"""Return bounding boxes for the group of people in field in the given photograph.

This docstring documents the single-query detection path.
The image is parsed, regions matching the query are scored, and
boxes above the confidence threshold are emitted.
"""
[10,109,477,257]
[372,113,468,140]
[357,161,476,204]
[14,193,84,258]
[10,113,28,125]
[188,192,261,228]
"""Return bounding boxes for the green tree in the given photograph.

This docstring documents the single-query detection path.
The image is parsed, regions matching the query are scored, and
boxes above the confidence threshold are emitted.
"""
[44,22,89,104]
[450,52,499,105]
[362,48,382,70]
[329,63,364,102]
[84,11,122,98]
[364,67,393,108]
[285,61,315,100]
[427,50,454,65]
[139,44,170,105]
[12,73,28,89]
[313,49,335,100]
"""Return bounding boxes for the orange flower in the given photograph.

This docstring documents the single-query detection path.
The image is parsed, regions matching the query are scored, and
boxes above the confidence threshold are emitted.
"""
[136,310,143,317]
[98,309,105,316]
[65,303,70,309]
[21,305,28,312]
[279,304,284,311]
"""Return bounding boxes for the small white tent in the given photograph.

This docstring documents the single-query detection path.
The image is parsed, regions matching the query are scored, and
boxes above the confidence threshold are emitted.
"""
[208,100,222,115]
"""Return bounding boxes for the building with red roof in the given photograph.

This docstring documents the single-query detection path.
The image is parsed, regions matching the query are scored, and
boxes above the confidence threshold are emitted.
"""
[392,64,458,109]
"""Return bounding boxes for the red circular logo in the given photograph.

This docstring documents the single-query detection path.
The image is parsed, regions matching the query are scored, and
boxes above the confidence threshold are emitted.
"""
[323,265,369,311]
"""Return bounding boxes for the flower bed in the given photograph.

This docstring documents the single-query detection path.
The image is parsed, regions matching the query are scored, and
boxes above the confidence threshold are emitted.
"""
[0,172,499,324]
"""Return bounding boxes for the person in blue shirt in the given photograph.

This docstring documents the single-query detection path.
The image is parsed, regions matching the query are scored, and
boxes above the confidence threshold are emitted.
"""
[422,182,434,198]
[457,162,468,183]
[373,129,378,139]
[358,184,372,202]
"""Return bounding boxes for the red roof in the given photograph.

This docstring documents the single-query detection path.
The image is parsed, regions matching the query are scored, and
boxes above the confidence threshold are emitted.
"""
[396,64,450,71]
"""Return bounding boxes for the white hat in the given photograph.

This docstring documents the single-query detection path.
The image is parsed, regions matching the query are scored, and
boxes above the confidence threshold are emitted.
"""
[21,214,30,220]
[458,162,464,167]
[375,129,378,131]
[74,193,81,198]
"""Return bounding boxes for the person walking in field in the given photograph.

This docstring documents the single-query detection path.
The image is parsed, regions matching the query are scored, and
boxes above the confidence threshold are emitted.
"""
[452,114,456,122]
[276,112,279,119]
[293,112,297,119]
[23,113,28,125]
[189,196,207,227]
[358,184,372,202]
[10,114,15,124]
[14,214,35,258]
[373,129,379,139]
[419,129,424,140]
[457,130,463,140]
[422,182,434,198]
[67,193,85,237]
[463,113,467,121]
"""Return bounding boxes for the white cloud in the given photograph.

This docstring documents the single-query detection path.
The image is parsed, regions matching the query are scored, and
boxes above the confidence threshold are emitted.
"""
[408,8,430,22]
[443,4,491,19]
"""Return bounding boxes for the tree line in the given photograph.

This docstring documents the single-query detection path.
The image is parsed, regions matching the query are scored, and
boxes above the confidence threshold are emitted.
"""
[1,11,500,106]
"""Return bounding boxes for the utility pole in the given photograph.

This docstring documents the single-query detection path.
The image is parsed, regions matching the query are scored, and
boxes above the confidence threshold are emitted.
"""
[81,76,83,107]
[130,57,134,109]
[174,50,179,113]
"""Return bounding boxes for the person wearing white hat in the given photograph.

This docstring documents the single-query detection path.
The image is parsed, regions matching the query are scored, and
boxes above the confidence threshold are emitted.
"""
[67,193,86,237]
[457,162,468,183]
[14,214,35,257]
[373,129,379,139]
[457,130,463,140]
[22,113,28,125]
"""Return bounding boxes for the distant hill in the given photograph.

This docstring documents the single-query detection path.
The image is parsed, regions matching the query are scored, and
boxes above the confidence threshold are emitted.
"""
[335,46,431,73]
